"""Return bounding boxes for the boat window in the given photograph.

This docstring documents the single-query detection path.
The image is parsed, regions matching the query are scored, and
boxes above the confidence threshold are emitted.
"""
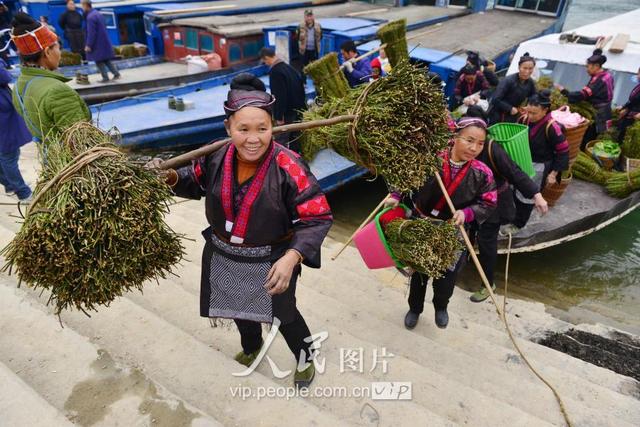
[186,29,198,50]
[495,0,562,15]
[100,11,116,29]
[229,44,242,62]
[242,40,261,59]
[144,16,153,36]
[173,31,184,47]
[200,35,213,53]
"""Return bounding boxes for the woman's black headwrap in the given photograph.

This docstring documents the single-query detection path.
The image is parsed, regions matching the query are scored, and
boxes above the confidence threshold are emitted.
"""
[224,73,275,118]
[462,64,477,75]
[528,89,551,108]
[518,52,536,66]
[587,48,607,66]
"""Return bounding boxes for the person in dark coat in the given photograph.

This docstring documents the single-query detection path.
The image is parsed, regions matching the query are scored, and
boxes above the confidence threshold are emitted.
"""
[463,107,548,302]
[147,73,332,389]
[82,0,120,83]
[340,40,371,88]
[488,52,537,124]
[618,67,640,143]
[259,47,306,151]
[0,1,11,67]
[0,57,32,200]
[512,90,569,229]
[453,64,490,108]
[59,0,85,59]
[558,49,614,141]
[387,117,497,329]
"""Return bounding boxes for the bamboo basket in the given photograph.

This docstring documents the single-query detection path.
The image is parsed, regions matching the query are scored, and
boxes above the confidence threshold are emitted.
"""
[622,156,640,173]
[565,121,589,167]
[541,172,572,207]
[586,140,619,171]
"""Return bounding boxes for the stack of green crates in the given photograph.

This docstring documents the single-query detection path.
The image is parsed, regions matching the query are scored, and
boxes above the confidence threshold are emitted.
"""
[488,123,535,177]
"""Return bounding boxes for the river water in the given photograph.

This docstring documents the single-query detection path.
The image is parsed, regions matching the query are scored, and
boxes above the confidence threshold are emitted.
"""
[326,0,640,333]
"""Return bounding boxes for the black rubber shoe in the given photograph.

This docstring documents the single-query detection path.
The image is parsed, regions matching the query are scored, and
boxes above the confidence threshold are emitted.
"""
[435,310,449,329]
[404,310,419,330]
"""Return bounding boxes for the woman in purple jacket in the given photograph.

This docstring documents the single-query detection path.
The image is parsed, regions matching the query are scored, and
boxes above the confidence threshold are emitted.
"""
[0,57,32,200]
[81,0,120,83]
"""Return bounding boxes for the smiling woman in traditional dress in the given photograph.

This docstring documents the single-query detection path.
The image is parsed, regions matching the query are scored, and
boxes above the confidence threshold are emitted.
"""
[150,73,332,389]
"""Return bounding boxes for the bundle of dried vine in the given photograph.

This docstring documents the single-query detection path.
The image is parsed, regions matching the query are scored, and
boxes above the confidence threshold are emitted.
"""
[1,123,184,315]
[303,52,350,100]
[302,60,451,192]
[377,19,408,68]
[385,218,462,278]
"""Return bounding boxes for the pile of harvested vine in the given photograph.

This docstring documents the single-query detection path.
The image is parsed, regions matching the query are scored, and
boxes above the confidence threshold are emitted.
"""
[377,19,408,67]
[302,60,451,192]
[303,52,350,100]
[384,218,462,278]
[1,123,184,315]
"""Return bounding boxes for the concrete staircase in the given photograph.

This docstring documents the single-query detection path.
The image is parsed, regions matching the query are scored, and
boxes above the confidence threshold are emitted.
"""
[0,144,638,426]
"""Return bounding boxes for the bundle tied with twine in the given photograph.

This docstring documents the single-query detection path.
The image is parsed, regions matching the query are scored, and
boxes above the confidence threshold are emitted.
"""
[571,151,639,198]
[376,19,409,68]
[384,218,462,278]
[302,60,451,193]
[1,122,184,315]
[303,52,350,100]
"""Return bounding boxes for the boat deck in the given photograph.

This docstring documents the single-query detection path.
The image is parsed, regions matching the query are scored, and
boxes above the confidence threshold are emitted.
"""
[407,9,555,64]
[68,62,190,91]
[498,180,640,252]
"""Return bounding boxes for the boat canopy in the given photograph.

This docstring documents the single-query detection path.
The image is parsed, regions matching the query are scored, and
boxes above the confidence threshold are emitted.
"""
[507,10,640,105]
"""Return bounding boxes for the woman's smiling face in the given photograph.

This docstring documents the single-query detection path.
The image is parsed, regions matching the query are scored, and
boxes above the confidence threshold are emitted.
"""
[225,107,273,162]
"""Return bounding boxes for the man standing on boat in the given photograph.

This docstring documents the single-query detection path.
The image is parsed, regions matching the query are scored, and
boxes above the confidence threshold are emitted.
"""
[259,47,306,152]
[340,40,371,88]
[297,9,321,67]
[59,0,86,60]
[82,0,120,83]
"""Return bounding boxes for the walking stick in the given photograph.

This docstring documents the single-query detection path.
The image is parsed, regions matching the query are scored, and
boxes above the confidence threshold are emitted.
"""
[159,115,356,170]
[433,174,503,318]
[331,193,390,261]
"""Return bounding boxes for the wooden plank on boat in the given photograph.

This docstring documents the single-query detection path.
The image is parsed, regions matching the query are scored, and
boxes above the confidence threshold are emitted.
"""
[497,180,640,253]
[609,33,630,53]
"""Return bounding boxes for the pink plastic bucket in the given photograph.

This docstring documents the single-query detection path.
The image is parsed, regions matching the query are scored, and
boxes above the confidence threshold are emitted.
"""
[353,206,406,270]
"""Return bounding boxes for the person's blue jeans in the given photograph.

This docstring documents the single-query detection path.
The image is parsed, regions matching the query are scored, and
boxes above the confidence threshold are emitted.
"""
[0,148,31,200]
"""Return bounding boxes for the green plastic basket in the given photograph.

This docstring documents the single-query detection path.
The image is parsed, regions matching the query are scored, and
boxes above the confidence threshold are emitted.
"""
[488,123,535,177]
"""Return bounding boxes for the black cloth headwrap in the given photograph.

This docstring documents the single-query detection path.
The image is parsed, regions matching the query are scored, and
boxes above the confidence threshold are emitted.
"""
[587,48,607,65]
[528,90,551,108]
[462,64,477,75]
[518,52,536,66]
[223,89,275,118]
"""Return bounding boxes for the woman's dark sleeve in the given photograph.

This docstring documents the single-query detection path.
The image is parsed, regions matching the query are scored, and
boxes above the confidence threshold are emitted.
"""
[491,76,515,113]
[280,152,333,268]
[171,157,208,199]
[492,142,538,199]
[462,163,497,224]
[548,122,570,172]
[564,78,600,104]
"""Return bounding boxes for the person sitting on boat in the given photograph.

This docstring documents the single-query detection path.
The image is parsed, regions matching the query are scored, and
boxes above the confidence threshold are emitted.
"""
[511,90,569,230]
[147,73,333,389]
[557,49,614,146]
[453,64,490,109]
[340,40,371,88]
[10,12,91,144]
[462,106,548,303]
[458,51,499,88]
[386,117,497,329]
[488,52,537,125]
[617,66,640,143]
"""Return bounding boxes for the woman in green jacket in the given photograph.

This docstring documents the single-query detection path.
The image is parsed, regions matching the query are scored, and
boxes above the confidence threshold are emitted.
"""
[11,12,90,143]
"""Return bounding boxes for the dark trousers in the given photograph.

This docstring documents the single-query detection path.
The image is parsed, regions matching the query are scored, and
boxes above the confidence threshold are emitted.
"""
[303,49,318,66]
[408,253,467,313]
[234,309,313,363]
[618,116,636,143]
[513,196,534,228]
[96,60,120,80]
[0,148,31,200]
[475,221,500,286]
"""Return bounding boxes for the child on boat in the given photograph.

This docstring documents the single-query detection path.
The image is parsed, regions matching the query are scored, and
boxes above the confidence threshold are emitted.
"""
[148,73,333,388]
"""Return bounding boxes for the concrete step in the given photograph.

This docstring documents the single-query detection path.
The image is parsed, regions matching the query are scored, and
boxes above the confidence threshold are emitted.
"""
[0,361,73,427]
[0,273,346,427]
[0,282,220,427]
[127,266,548,426]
